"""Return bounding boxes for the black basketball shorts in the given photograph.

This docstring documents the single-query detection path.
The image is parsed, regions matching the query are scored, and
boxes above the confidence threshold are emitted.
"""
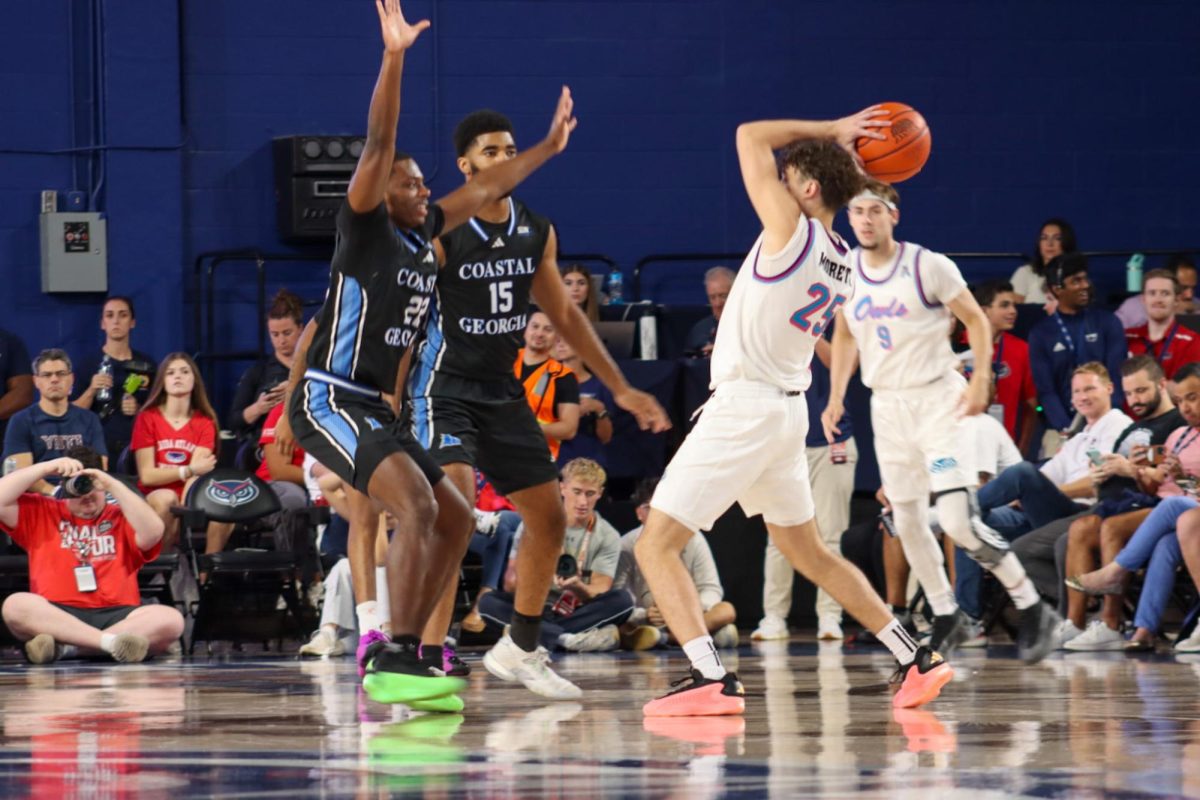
[408,372,559,495]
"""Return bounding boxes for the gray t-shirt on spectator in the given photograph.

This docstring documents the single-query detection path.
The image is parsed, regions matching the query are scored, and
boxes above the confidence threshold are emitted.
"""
[616,525,725,611]
[539,513,621,604]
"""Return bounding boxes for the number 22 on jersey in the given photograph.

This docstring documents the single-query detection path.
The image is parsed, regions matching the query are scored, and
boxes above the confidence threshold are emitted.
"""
[789,282,846,338]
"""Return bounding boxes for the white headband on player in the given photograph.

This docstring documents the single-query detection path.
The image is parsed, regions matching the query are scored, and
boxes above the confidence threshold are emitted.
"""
[849,190,897,210]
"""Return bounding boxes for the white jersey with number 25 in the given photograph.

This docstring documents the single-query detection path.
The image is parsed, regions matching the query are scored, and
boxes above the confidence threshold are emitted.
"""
[841,241,968,391]
[710,216,855,393]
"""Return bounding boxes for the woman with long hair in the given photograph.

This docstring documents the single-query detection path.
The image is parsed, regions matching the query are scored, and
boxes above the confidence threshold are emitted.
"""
[131,353,231,554]
[1011,217,1077,309]
[561,263,600,322]
[226,288,306,443]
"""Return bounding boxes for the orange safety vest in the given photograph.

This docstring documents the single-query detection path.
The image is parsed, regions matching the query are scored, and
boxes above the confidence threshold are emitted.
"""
[514,350,574,460]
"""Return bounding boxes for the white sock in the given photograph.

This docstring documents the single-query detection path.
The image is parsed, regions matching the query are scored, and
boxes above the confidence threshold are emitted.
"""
[933,491,1039,611]
[876,619,919,666]
[99,633,117,654]
[995,557,1040,610]
[375,566,391,625]
[892,501,958,617]
[356,601,379,634]
[682,635,725,680]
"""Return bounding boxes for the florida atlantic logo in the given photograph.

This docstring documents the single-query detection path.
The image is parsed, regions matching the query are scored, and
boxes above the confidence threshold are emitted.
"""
[206,479,260,507]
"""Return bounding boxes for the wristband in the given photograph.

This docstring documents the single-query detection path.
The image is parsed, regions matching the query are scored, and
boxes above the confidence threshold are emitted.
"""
[597,409,609,419]
[179,466,190,481]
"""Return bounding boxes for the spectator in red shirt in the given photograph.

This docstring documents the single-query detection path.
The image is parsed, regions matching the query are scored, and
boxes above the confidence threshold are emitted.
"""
[1124,268,1200,381]
[131,353,230,553]
[968,280,1038,454]
[256,403,307,511]
[0,447,183,664]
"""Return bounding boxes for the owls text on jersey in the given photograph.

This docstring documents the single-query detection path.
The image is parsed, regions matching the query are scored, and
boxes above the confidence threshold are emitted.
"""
[709,216,854,393]
[412,197,552,383]
[842,241,968,392]
[305,201,443,395]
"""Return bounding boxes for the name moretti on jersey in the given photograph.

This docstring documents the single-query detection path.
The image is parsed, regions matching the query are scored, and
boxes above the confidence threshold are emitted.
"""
[457,257,537,280]
[820,253,852,284]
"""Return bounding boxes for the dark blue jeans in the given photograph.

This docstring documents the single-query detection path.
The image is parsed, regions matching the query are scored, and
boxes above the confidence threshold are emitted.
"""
[955,462,1084,618]
[478,587,636,650]
[466,510,519,590]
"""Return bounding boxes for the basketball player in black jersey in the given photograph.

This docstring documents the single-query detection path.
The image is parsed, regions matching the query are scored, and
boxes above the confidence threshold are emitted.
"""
[408,109,671,699]
[283,0,578,711]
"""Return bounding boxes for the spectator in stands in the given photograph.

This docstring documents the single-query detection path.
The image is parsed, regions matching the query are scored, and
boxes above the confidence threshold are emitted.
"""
[1116,254,1199,328]
[131,353,229,554]
[459,503,522,633]
[0,327,33,442]
[226,289,304,444]
[1167,503,1200,651]
[616,477,738,650]
[1062,362,1200,650]
[516,310,579,460]
[979,363,1132,539]
[971,280,1038,453]
[477,458,635,651]
[553,338,613,469]
[753,338,856,641]
[73,296,156,461]
[301,513,391,657]
[256,402,308,512]
[1029,254,1127,451]
[561,263,600,322]
[0,447,184,664]
[3,349,107,494]
[1123,269,1200,379]
[684,266,735,357]
[1010,217,1076,309]
[1010,357,1182,636]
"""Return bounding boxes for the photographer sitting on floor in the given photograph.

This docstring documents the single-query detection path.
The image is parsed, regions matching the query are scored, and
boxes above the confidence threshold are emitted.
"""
[0,446,183,664]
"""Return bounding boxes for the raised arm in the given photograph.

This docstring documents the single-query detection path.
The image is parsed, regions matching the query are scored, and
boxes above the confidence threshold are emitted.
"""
[85,469,165,551]
[735,108,889,253]
[0,458,82,529]
[436,88,577,234]
[345,0,430,215]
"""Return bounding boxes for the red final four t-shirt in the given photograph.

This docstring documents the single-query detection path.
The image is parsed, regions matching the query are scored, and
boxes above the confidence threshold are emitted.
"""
[1,494,161,608]
[130,407,216,498]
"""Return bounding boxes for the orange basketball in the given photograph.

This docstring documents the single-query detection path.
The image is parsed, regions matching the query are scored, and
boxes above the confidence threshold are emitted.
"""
[855,102,931,183]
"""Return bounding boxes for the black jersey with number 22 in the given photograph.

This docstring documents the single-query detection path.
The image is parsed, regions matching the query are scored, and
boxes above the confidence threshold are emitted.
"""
[412,197,551,383]
[306,201,444,393]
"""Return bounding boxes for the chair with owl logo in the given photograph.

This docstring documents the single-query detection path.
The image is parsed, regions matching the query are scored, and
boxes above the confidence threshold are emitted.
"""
[174,468,325,652]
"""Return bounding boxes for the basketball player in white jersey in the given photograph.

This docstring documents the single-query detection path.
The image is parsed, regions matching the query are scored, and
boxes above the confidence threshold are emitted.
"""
[822,179,1060,664]
[634,109,953,717]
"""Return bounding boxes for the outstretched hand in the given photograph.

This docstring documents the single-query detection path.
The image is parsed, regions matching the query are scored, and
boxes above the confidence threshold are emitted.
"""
[375,0,430,53]
[820,401,844,444]
[544,86,578,154]
[614,387,672,434]
[831,105,891,162]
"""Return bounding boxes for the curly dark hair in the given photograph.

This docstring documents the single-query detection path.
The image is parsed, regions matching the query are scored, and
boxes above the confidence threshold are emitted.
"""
[453,110,514,157]
[778,140,865,212]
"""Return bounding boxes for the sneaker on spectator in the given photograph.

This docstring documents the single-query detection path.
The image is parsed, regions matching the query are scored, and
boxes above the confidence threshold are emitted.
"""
[357,629,391,678]
[959,624,989,649]
[750,615,788,641]
[559,625,620,652]
[473,509,501,537]
[25,634,62,665]
[1063,619,1126,651]
[1174,628,1200,653]
[712,623,740,650]
[1053,618,1085,649]
[483,634,582,700]
[817,616,843,641]
[301,627,346,657]
[621,625,664,651]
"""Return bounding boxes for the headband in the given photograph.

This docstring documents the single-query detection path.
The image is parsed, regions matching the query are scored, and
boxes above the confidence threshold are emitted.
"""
[849,190,897,211]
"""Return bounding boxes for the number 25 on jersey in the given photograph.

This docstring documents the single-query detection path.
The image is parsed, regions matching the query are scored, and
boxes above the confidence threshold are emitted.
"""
[789,283,846,338]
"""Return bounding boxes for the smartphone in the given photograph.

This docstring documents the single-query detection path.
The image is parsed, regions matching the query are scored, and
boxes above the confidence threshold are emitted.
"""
[1087,449,1104,467]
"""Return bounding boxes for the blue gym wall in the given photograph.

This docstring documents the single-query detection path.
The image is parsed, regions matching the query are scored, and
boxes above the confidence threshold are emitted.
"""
[1,0,1198,418]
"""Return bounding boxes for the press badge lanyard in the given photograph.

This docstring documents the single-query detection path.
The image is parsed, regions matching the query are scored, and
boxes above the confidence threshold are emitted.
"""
[1053,312,1082,354]
[573,515,596,576]
[1142,323,1178,366]
[1172,427,1200,456]
[73,530,98,593]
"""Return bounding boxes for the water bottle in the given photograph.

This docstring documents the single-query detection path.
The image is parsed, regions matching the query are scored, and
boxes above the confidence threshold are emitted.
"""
[1126,252,1144,293]
[2,457,15,476]
[96,355,113,403]
[606,267,624,304]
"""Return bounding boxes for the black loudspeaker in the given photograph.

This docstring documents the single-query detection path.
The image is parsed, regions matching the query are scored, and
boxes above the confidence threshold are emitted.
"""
[273,135,366,242]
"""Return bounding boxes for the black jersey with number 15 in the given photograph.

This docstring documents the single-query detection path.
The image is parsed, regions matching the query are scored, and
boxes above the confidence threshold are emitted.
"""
[412,197,552,382]
[305,201,444,394]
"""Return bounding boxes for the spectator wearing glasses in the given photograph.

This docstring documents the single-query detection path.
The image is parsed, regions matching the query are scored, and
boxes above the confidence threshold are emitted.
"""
[684,266,735,358]
[73,296,157,461]
[0,327,33,442]
[2,350,107,495]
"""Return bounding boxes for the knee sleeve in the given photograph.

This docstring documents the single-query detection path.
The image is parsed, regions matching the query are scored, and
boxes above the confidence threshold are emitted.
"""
[934,487,1010,568]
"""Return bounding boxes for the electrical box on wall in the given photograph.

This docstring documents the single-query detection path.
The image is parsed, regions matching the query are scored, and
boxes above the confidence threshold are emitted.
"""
[39,212,108,293]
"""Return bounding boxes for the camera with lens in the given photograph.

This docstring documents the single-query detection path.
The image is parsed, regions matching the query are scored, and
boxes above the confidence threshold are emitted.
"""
[62,474,95,498]
[555,553,578,578]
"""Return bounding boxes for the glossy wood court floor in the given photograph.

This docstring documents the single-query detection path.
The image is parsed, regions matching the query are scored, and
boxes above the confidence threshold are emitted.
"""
[0,636,1196,798]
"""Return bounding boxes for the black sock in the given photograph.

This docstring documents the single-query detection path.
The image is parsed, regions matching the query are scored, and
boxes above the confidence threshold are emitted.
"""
[421,644,443,667]
[510,611,542,652]
[393,633,421,650]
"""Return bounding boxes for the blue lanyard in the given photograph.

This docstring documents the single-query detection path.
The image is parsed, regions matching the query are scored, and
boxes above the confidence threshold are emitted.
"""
[992,334,1005,374]
[1053,312,1082,353]
[1143,323,1178,366]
